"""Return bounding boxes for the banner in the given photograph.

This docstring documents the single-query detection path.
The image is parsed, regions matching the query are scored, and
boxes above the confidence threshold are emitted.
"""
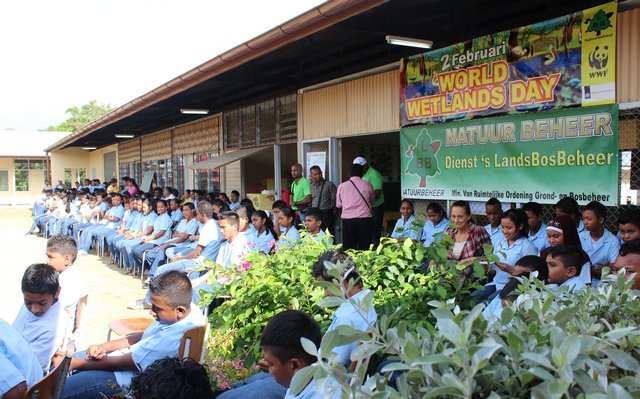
[400,1,617,126]
[400,105,619,206]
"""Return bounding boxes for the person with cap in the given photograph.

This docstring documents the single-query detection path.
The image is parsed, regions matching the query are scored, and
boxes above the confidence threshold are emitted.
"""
[290,163,312,219]
[353,156,385,246]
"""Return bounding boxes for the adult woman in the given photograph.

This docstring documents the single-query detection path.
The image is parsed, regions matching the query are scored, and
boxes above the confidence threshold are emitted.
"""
[422,201,449,247]
[543,214,592,285]
[127,179,140,197]
[336,163,374,250]
[446,200,491,262]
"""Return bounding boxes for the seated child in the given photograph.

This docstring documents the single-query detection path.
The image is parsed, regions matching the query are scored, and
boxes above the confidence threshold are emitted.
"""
[130,357,214,399]
[46,236,88,349]
[250,210,277,254]
[484,197,505,248]
[304,207,333,244]
[579,201,619,283]
[545,245,588,291]
[275,207,300,251]
[13,264,67,371]
[391,199,420,241]
[618,208,640,244]
[0,319,42,399]
[612,239,640,289]
[421,201,449,247]
[61,271,206,399]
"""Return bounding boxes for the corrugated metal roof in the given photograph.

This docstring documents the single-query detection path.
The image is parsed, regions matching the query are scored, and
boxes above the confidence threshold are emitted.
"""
[0,130,70,157]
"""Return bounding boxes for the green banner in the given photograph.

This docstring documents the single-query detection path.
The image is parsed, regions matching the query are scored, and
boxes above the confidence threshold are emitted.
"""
[400,105,619,206]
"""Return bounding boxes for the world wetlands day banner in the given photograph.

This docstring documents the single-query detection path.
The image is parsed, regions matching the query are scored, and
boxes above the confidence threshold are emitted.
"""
[400,1,617,126]
[400,105,619,206]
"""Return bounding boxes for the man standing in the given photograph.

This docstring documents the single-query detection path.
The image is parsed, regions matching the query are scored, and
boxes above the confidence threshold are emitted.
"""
[309,165,336,236]
[353,156,384,246]
[290,163,312,218]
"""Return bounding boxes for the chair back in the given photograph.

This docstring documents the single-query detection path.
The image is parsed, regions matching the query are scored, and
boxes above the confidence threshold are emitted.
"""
[24,355,71,399]
[179,325,207,362]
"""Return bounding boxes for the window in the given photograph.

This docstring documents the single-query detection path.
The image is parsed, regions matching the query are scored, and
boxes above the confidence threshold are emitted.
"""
[14,160,30,191]
[193,153,220,192]
[0,170,8,191]
[258,99,276,144]
[277,94,297,141]
[174,155,185,193]
[224,109,241,149]
[241,105,257,147]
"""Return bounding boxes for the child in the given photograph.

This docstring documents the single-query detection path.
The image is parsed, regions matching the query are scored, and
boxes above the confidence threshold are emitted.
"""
[476,209,537,303]
[304,207,332,244]
[60,271,206,399]
[555,197,585,233]
[46,236,88,348]
[391,199,420,241]
[312,251,377,367]
[0,319,42,399]
[276,207,300,250]
[271,200,287,234]
[421,201,448,247]
[130,358,214,399]
[482,255,547,323]
[484,198,505,248]
[522,201,548,252]
[612,239,640,289]
[579,201,619,284]
[13,264,66,371]
[250,210,277,254]
[618,208,640,244]
[545,245,588,291]
[169,198,183,226]
[229,190,241,211]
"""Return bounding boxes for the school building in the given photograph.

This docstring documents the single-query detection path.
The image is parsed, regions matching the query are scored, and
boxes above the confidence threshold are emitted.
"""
[45,0,640,224]
[0,130,69,205]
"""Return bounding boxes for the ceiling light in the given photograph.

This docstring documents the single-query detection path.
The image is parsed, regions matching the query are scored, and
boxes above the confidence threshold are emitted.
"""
[180,108,209,115]
[115,134,135,139]
[81,146,97,150]
[385,35,433,49]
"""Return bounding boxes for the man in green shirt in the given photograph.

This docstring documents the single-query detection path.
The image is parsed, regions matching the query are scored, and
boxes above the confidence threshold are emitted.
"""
[353,156,384,245]
[290,163,312,214]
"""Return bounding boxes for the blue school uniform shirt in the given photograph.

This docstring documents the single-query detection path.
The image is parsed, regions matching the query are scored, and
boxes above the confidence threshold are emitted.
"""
[105,204,125,229]
[528,223,548,253]
[141,212,158,233]
[548,276,587,292]
[391,215,420,240]
[113,306,206,387]
[277,226,300,250]
[579,228,619,286]
[0,319,42,395]
[491,237,537,290]
[127,211,143,232]
[170,208,183,224]
[249,229,276,253]
[422,218,449,247]
[98,201,109,214]
[485,224,505,249]
[150,213,173,245]
[326,289,377,366]
[175,218,199,235]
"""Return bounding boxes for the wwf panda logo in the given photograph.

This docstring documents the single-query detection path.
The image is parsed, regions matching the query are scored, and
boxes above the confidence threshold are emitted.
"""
[588,45,608,70]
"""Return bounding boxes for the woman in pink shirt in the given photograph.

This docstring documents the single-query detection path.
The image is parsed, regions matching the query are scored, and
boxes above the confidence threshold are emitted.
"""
[127,179,140,196]
[336,163,374,250]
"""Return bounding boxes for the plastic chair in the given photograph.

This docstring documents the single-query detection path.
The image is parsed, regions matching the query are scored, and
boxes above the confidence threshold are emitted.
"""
[23,354,71,399]
[179,325,207,362]
[107,317,154,341]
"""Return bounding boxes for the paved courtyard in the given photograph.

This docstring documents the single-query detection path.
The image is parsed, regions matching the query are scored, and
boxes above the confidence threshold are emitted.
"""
[0,208,149,348]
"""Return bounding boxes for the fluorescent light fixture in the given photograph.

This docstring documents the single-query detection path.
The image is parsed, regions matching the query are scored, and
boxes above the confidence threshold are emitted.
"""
[81,146,97,150]
[115,134,135,139]
[385,35,433,49]
[180,108,210,115]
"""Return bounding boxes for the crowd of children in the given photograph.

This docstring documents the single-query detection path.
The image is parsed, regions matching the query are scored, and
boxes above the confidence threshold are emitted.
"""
[4,179,640,399]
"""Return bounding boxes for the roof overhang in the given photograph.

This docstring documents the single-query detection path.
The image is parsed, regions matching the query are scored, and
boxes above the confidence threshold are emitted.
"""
[47,0,611,151]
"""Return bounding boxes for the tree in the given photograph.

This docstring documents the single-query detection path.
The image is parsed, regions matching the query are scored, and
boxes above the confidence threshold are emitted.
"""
[405,129,441,187]
[48,100,114,132]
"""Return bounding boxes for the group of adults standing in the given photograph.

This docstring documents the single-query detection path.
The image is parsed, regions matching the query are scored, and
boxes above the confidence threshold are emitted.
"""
[289,156,385,251]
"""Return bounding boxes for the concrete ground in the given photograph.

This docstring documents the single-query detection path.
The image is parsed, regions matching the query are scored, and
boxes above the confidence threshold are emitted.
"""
[0,208,149,348]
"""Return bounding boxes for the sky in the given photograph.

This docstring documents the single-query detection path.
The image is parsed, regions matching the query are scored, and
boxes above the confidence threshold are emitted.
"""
[0,0,325,131]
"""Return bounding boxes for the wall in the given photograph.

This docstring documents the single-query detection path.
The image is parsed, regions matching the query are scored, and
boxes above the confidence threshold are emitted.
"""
[50,148,90,184]
[87,144,119,181]
[299,69,400,140]
[0,157,48,205]
[224,161,242,195]
[618,7,640,104]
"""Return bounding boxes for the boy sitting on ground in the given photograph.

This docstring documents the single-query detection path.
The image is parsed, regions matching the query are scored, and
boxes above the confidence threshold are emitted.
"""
[46,236,87,350]
[13,263,67,372]
[60,271,206,399]
[130,357,214,399]
[545,245,588,291]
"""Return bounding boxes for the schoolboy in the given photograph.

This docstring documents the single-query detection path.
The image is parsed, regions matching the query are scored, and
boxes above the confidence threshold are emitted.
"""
[130,358,214,399]
[579,201,619,284]
[522,201,548,252]
[60,271,206,399]
[545,245,587,291]
[484,198,505,248]
[13,264,66,371]
[46,236,88,345]
[612,239,640,289]
[618,208,640,244]
[304,207,332,244]
[0,319,42,399]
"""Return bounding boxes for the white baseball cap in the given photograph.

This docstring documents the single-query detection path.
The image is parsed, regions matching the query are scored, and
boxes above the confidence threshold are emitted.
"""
[352,156,367,166]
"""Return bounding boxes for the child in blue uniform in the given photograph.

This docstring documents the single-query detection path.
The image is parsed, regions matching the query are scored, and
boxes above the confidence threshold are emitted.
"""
[579,201,619,285]
[421,201,448,247]
[391,199,420,241]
